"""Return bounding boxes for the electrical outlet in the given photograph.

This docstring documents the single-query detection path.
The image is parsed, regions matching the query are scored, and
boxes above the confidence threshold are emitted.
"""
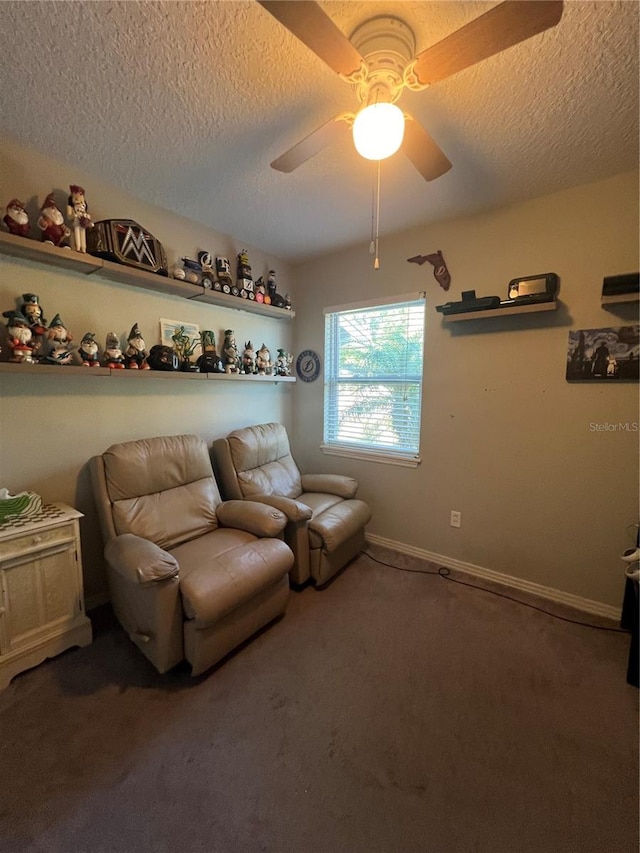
[450,510,461,528]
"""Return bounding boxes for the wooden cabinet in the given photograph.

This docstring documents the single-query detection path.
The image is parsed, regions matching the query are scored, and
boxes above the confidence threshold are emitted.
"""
[0,503,92,689]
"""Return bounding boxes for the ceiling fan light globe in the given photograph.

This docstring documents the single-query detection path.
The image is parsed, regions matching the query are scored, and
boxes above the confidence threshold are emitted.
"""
[352,102,404,161]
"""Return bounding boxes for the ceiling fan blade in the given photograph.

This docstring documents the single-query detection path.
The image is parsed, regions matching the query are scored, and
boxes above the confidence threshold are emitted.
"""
[271,115,352,173]
[258,1,364,78]
[402,117,452,182]
[411,0,564,86]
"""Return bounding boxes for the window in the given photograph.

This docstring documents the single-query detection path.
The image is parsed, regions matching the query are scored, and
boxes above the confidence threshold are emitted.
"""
[323,293,425,467]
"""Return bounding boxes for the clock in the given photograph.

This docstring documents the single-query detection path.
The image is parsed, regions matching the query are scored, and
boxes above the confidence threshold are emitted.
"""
[296,349,321,383]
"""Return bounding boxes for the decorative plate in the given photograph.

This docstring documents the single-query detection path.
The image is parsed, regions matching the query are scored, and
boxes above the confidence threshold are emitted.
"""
[296,349,321,383]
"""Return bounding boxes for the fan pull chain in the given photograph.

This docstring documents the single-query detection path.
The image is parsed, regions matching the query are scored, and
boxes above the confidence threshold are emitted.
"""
[369,164,376,257]
[373,159,381,270]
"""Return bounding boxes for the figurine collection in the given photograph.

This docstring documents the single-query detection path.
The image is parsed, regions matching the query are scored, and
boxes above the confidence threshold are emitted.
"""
[1,291,293,375]
[172,250,292,310]
[2,191,293,310]
[1,188,294,373]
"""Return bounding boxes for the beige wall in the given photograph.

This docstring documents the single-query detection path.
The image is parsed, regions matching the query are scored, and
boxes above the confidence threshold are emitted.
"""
[0,136,296,603]
[1,130,637,611]
[291,171,639,609]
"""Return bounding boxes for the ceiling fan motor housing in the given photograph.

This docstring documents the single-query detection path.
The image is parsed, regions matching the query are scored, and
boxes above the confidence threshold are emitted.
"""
[261,0,565,182]
[350,16,416,105]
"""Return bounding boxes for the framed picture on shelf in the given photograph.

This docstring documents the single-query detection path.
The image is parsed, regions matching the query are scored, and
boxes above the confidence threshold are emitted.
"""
[566,325,639,382]
[160,319,200,347]
[160,319,201,367]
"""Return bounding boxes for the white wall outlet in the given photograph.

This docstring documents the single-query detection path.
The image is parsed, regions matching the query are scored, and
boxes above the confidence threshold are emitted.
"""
[450,510,461,528]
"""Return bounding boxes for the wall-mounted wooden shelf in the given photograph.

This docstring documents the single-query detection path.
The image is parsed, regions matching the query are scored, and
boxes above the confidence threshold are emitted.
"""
[440,301,557,323]
[601,293,639,305]
[0,231,294,320]
[0,362,295,383]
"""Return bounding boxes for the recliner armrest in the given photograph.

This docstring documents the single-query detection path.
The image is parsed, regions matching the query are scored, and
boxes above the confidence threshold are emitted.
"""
[104,534,179,585]
[245,494,313,523]
[217,500,288,537]
[300,473,358,499]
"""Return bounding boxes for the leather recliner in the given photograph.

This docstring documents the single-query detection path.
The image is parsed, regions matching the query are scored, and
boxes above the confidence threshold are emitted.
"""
[90,434,293,675]
[211,423,371,587]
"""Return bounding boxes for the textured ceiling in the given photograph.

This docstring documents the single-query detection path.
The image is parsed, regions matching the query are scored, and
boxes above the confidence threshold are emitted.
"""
[0,1,637,262]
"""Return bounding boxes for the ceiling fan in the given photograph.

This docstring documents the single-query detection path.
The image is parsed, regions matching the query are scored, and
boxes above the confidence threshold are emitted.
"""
[258,0,564,181]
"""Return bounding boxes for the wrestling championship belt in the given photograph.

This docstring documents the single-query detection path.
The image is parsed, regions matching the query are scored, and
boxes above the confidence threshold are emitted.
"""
[87,219,168,276]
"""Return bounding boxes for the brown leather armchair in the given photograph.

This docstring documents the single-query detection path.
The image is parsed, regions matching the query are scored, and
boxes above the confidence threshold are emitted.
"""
[211,423,371,587]
[90,434,293,675]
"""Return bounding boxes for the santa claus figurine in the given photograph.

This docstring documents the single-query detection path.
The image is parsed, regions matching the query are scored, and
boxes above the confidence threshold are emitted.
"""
[3,199,30,238]
[38,193,71,247]
[67,185,93,253]
[2,310,36,363]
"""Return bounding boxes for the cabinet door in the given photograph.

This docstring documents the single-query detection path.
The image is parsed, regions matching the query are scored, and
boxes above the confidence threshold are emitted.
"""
[0,544,80,654]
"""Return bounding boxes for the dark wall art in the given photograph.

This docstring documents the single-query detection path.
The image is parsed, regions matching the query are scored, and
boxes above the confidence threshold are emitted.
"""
[566,325,639,382]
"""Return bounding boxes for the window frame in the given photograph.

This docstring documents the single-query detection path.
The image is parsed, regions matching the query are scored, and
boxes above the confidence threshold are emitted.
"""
[321,293,426,468]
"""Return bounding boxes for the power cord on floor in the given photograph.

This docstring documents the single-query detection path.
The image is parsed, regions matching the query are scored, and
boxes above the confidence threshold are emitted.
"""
[361,550,628,634]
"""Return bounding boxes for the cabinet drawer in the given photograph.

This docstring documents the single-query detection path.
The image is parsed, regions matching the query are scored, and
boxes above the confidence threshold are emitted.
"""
[0,523,76,562]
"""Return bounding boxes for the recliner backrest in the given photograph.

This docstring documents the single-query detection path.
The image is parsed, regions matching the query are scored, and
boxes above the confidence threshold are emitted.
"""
[101,434,220,550]
[226,423,302,499]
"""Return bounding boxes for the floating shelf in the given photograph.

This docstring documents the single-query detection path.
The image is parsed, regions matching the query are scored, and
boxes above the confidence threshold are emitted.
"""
[0,362,295,382]
[601,293,639,305]
[0,231,102,274]
[440,301,558,323]
[0,362,111,377]
[0,231,294,320]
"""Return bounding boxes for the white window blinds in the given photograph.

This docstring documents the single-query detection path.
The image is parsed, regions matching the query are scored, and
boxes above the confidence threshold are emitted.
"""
[323,295,425,464]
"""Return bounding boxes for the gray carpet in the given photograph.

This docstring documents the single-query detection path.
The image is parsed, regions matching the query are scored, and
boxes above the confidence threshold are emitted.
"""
[1,546,637,853]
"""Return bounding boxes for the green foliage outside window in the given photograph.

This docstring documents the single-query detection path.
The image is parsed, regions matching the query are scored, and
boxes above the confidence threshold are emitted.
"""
[324,300,425,457]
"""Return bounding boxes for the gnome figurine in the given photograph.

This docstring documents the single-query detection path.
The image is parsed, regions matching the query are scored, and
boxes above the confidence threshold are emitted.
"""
[2,310,35,363]
[102,332,125,368]
[38,194,71,247]
[78,332,101,367]
[241,341,256,375]
[275,348,293,376]
[256,343,272,375]
[43,314,74,365]
[3,199,30,238]
[67,185,94,253]
[19,293,47,358]
[222,329,240,373]
[124,323,149,369]
[20,293,47,336]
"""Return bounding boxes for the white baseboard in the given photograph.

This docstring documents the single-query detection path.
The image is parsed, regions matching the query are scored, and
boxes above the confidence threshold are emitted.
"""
[365,533,621,622]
